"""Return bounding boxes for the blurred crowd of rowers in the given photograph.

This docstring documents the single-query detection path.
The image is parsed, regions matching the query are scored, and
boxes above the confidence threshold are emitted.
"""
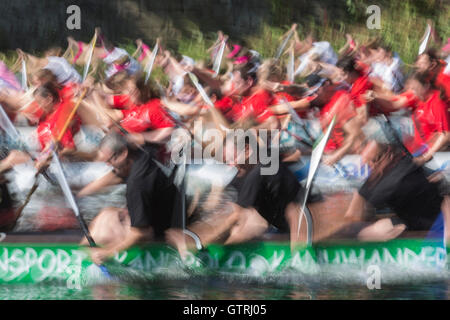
[0,24,449,263]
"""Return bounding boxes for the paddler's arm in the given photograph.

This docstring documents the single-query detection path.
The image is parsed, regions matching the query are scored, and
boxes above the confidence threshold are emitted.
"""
[414,131,450,166]
[162,99,201,117]
[280,23,297,41]
[127,127,174,145]
[372,91,409,111]
[253,115,279,130]
[77,170,123,198]
[206,30,225,53]
[191,67,223,90]
[0,90,26,111]
[323,117,362,166]
[270,98,311,115]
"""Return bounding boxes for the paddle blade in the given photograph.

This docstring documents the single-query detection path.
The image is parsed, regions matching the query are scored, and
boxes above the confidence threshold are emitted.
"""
[306,115,336,190]
[21,60,28,91]
[188,72,215,108]
[418,23,432,55]
[212,40,226,77]
[275,30,294,60]
[297,115,336,241]
[82,33,97,82]
[287,47,295,83]
[144,43,159,84]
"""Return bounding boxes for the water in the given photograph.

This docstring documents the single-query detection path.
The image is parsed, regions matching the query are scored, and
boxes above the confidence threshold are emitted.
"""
[1,279,449,300]
[2,260,450,300]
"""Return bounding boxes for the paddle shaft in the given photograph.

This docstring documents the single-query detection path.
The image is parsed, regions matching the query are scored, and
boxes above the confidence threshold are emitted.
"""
[275,29,294,60]
[372,105,413,159]
[56,88,87,143]
[77,213,97,247]
[12,177,39,227]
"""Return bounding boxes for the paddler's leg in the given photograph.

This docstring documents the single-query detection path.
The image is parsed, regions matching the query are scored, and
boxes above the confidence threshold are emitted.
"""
[187,205,242,244]
[0,150,31,173]
[81,207,130,246]
[166,204,242,258]
[224,206,269,245]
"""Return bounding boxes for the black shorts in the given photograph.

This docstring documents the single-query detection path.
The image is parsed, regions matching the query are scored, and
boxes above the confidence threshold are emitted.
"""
[236,163,302,232]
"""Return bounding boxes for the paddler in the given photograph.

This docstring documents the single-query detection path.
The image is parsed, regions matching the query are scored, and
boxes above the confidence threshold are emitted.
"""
[84,131,181,265]
[344,140,450,242]
[0,81,82,173]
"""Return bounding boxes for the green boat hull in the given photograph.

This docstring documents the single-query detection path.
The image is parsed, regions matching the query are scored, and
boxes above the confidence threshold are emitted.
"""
[0,239,448,285]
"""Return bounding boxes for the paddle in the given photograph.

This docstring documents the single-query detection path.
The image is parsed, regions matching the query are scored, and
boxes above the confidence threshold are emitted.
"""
[82,31,98,82]
[57,89,88,141]
[50,151,111,277]
[297,115,336,244]
[418,22,432,56]
[21,59,28,91]
[287,46,295,83]
[371,103,413,159]
[283,99,313,139]
[144,41,159,84]
[212,38,227,78]
[275,27,295,60]
[187,72,215,108]
[173,149,187,232]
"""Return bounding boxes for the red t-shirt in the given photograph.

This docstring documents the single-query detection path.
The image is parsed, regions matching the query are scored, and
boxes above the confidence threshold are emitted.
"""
[21,100,45,125]
[225,90,275,124]
[112,94,134,110]
[271,92,295,106]
[23,83,77,125]
[319,90,355,152]
[59,82,77,101]
[270,91,313,119]
[213,96,235,121]
[350,75,373,108]
[35,83,81,150]
[120,98,175,133]
[271,92,300,118]
[355,61,371,74]
[407,90,449,154]
[393,90,420,109]
[37,100,81,150]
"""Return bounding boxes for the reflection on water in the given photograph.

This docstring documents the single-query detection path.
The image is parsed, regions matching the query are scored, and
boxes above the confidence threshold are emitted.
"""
[1,279,449,300]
